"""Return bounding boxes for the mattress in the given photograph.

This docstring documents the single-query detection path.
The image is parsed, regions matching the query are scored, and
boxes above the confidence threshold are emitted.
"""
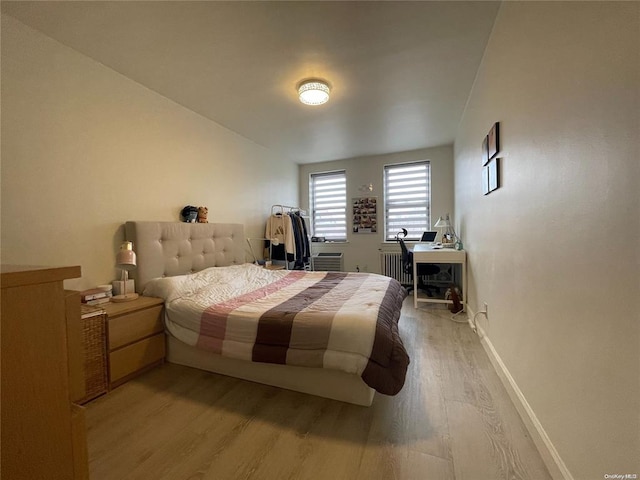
[143,263,409,395]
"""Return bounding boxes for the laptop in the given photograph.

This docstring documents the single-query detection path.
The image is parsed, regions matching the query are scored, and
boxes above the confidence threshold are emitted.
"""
[420,231,438,243]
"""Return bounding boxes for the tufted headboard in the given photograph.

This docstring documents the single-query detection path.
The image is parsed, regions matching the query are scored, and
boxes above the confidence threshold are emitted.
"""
[125,221,245,293]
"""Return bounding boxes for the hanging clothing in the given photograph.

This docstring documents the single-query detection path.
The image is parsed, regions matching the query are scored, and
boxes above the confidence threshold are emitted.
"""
[289,212,303,268]
[265,214,295,256]
[266,208,311,269]
[297,213,311,263]
[289,212,310,268]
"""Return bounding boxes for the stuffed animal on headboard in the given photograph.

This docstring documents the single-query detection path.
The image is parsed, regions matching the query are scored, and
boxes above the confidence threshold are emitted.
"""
[180,205,199,223]
[197,206,208,223]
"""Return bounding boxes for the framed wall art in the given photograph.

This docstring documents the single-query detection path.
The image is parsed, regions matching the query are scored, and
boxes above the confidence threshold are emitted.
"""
[482,135,490,166]
[488,122,500,160]
[488,158,500,192]
[482,165,490,195]
[482,122,502,195]
[352,197,377,233]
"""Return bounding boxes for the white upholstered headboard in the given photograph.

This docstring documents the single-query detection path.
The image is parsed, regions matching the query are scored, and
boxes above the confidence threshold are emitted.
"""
[125,221,245,293]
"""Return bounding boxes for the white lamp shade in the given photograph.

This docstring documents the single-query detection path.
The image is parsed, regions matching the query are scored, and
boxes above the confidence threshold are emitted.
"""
[116,242,137,269]
[434,217,451,228]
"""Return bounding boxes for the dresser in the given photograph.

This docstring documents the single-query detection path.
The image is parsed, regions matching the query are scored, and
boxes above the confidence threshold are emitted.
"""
[1,264,88,480]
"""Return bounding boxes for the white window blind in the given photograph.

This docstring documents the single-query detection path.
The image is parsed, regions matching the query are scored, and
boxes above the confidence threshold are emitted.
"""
[310,171,347,241]
[384,161,431,241]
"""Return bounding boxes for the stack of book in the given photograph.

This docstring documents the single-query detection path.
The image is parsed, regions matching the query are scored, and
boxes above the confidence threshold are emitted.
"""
[80,287,112,306]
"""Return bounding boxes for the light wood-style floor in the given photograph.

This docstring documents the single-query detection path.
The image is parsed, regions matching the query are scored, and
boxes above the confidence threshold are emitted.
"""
[86,299,551,480]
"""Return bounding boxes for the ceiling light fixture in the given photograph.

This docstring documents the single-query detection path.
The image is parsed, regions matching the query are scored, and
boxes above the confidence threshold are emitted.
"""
[297,79,330,106]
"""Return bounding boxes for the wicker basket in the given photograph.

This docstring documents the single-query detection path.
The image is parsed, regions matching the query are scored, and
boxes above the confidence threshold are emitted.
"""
[79,308,108,403]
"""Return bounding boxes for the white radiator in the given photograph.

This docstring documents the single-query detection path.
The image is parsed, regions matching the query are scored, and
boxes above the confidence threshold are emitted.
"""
[380,251,454,286]
[380,252,411,284]
[312,253,344,272]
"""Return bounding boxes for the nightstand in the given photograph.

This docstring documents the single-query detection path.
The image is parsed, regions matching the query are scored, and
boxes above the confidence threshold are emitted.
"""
[102,296,165,388]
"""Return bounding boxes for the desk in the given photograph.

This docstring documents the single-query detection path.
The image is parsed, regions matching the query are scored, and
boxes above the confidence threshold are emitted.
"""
[412,244,466,309]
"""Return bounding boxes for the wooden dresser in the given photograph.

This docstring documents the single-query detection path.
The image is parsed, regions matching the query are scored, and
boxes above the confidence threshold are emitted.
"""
[1,264,88,480]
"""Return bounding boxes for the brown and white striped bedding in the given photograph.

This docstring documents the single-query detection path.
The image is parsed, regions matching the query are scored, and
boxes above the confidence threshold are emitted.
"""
[143,263,409,395]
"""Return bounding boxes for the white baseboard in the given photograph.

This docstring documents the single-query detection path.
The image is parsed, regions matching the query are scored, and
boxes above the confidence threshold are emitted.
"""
[466,306,574,480]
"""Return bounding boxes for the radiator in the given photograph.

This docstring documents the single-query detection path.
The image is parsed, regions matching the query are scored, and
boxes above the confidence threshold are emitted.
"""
[312,253,344,272]
[380,252,454,285]
[380,252,411,284]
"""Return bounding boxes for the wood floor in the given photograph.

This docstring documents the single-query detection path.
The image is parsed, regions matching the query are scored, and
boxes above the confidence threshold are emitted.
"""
[85,299,551,480]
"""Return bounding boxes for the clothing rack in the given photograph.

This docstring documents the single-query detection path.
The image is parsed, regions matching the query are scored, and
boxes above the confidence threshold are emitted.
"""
[270,204,308,217]
[267,204,310,270]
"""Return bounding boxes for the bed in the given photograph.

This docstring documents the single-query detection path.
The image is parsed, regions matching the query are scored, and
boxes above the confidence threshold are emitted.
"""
[125,221,409,406]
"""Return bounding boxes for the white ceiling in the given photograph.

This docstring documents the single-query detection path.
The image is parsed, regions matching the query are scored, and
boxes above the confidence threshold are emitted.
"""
[2,1,500,164]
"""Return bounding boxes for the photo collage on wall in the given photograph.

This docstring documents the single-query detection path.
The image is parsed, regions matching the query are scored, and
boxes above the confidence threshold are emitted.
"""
[352,197,377,233]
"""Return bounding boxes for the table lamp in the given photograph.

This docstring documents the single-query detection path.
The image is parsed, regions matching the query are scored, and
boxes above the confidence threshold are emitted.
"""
[112,241,139,302]
[434,214,456,246]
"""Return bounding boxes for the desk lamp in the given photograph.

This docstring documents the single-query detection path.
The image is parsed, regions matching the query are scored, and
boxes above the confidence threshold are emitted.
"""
[112,241,139,302]
[434,215,456,246]
[395,228,408,241]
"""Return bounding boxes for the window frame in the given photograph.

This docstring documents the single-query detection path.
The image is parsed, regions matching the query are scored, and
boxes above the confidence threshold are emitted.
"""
[309,170,347,242]
[383,160,431,242]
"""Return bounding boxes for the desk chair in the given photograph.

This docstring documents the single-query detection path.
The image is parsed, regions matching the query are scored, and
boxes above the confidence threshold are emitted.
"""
[398,238,440,296]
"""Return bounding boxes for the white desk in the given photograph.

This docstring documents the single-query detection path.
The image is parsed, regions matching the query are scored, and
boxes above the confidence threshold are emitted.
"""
[412,244,466,309]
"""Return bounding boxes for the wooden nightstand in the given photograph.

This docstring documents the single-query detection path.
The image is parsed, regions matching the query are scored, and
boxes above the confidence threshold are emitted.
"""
[102,296,165,389]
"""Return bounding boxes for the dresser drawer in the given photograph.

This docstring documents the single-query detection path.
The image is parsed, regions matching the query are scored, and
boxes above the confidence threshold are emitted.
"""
[108,305,163,350]
[109,333,165,383]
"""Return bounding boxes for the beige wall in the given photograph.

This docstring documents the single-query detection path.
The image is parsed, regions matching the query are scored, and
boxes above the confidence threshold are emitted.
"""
[454,2,639,479]
[1,15,298,290]
[298,145,454,273]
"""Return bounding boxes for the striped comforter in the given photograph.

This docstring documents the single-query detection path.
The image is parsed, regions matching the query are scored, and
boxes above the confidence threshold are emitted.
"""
[144,264,409,395]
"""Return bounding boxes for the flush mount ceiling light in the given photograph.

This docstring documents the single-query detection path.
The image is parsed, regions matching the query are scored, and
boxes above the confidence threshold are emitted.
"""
[297,79,330,106]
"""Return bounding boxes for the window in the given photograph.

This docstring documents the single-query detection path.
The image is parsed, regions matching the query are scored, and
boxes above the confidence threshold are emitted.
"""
[310,170,347,241]
[384,161,431,241]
